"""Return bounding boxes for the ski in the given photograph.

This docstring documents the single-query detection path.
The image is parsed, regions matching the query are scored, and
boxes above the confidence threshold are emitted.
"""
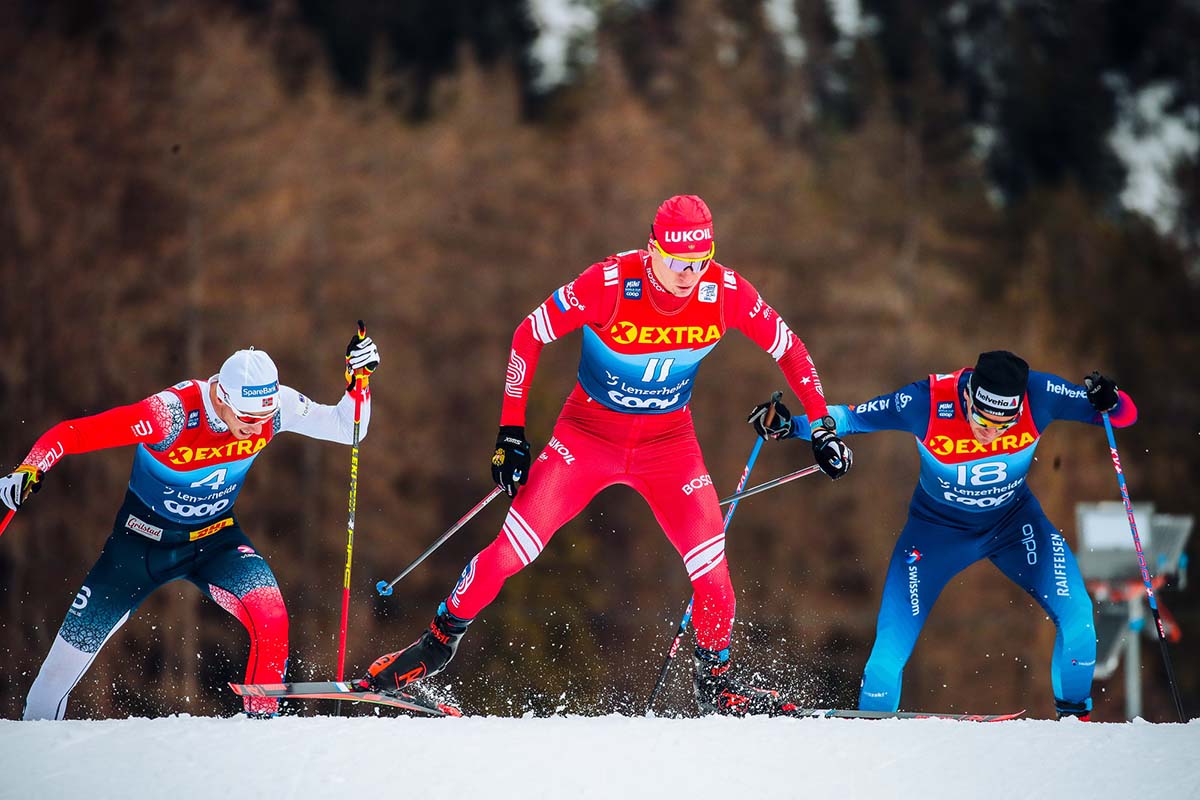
[229,681,463,717]
[785,707,1024,722]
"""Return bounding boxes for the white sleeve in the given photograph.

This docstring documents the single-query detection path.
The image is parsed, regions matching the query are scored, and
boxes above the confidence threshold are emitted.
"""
[276,384,371,444]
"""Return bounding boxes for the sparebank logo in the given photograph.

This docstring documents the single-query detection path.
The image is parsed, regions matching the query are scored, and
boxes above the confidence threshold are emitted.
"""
[242,381,278,398]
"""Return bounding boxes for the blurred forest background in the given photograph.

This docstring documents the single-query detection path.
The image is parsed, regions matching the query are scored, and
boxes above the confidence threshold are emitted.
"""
[1,0,1197,723]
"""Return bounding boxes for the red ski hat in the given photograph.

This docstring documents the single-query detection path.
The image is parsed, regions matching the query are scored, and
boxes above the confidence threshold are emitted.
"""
[651,195,715,257]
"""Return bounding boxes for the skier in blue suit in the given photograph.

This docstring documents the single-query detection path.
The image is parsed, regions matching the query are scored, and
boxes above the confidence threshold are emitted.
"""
[746,351,1136,719]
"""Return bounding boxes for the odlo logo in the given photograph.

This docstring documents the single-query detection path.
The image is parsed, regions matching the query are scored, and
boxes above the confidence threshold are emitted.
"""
[1020,523,1037,565]
[682,474,713,495]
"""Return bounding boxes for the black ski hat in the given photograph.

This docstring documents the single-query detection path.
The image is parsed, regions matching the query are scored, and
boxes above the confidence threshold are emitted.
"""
[968,351,1029,417]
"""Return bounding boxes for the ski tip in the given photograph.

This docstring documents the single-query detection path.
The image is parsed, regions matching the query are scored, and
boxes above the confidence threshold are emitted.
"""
[376,580,393,596]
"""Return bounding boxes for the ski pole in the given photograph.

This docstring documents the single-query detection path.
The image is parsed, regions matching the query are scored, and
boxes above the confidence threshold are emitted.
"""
[376,485,505,597]
[645,392,780,715]
[337,320,369,686]
[0,508,14,538]
[717,464,823,506]
[1100,411,1187,722]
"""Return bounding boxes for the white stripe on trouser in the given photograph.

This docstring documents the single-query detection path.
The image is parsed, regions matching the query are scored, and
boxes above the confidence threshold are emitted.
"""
[684,532,726,581]
[23,612,131,720]
[502,507,544,566]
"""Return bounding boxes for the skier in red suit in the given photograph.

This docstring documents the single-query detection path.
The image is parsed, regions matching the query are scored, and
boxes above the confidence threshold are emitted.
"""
[1,336,380,718]
[363,195,852,715]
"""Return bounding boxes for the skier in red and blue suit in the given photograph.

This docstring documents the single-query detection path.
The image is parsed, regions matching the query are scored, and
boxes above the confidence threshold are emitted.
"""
[0,336,380,718]
[362,195,853,715]
[748,351,1135,719]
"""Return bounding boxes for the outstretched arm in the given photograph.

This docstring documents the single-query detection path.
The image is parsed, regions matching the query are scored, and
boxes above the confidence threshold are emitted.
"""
[277,384,372,444]
[1,393,175,511]
[796,381,934,440]
[1028,370,1137,430]
[19,394,174,473]
[749,380,934,442]
[279,327,380,444]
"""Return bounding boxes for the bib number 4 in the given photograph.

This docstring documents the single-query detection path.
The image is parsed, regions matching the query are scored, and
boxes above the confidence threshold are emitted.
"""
[191,468,228,490]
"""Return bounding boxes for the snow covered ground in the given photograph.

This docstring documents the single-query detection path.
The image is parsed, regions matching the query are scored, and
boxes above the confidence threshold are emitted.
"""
[2,713,1197,799]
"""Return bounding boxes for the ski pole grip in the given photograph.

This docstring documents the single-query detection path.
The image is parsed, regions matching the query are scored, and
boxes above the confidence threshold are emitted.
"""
[764,389,783,427]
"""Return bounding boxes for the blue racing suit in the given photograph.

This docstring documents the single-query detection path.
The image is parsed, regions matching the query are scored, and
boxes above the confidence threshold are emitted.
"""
[789,368,1137,715]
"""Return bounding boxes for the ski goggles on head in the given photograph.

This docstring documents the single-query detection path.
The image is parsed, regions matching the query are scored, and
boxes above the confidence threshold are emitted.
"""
[649,237,714,273]
[968,401,1021,431]
[216,382,275,424]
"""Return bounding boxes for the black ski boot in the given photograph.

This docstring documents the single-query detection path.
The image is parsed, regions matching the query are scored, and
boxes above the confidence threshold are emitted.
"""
[363,604,471,692]
[1055,698,1092,721]
[693,648,797,717]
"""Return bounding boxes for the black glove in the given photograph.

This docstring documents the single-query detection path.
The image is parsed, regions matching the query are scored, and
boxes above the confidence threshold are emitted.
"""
[0,465,42,512]
[345,321,381,391]
[1084,371,1119,413]
[747,395,793,440]
[491,426,531,498]
[811,418,852,480]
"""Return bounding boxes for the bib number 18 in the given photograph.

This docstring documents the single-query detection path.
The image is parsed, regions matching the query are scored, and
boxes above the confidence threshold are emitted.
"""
[957,462,1007,486]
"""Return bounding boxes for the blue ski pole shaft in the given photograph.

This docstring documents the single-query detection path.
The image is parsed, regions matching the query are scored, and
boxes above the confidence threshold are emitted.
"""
[1101,412,1186,722]
[645,392,781,714]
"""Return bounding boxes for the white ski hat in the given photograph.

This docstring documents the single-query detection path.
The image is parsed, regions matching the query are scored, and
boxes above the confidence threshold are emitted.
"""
[217,348,279,416]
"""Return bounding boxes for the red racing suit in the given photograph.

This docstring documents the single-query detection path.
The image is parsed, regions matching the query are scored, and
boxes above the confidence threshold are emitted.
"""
[18,377,369,718]
[446,250,830,652]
